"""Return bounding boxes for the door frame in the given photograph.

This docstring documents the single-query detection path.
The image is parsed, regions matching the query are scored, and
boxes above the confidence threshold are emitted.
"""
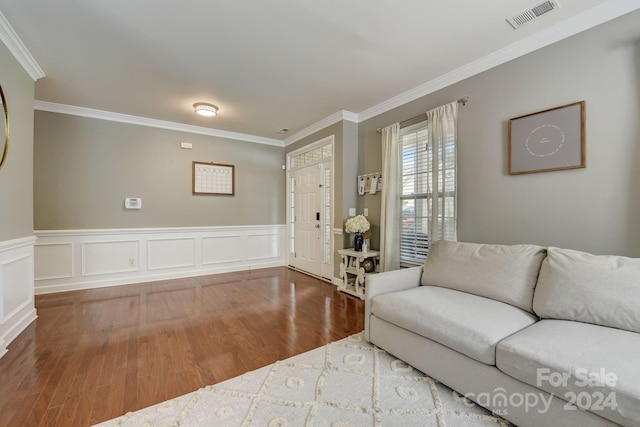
[286,135,335,280]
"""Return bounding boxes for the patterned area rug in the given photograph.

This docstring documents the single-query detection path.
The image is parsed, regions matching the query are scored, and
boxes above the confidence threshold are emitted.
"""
[95,333,509,426]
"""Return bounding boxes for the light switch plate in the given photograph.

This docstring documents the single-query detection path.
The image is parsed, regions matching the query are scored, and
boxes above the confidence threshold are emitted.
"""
[349,208,356,216]
[364,208,369,216]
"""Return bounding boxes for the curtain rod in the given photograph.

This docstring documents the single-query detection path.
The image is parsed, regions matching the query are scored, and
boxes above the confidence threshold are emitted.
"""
[376,96,469,133]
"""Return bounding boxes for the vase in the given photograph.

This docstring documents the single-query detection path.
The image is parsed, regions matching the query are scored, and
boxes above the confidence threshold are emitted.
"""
[354,233,363,252]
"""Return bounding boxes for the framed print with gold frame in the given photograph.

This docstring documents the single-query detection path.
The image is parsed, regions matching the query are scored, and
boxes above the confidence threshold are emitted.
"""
[509,101,585,175]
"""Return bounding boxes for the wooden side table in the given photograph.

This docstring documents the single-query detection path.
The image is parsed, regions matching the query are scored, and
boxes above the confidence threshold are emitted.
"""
[337,248,380,299]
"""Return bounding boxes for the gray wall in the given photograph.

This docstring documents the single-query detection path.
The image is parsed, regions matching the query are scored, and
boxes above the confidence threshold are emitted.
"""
[359,9,640,257]
[0,42,34,241]
[34,112,286,230]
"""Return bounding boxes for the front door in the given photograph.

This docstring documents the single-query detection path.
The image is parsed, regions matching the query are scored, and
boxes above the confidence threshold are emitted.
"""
[292,164,322,276]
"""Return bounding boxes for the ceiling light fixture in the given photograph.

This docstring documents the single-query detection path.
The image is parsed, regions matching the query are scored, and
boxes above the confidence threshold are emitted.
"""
[193,102,218,117]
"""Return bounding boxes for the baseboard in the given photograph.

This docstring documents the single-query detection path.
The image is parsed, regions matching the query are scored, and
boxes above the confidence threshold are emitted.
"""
[34,225,286,295]
[36,260,284,294]
[0,308,37,351]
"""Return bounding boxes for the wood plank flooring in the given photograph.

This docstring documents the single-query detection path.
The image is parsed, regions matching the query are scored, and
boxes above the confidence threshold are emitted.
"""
[0,267,364,426]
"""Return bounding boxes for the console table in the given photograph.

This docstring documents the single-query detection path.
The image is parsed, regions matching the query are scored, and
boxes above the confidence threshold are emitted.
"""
[337,248,380,299]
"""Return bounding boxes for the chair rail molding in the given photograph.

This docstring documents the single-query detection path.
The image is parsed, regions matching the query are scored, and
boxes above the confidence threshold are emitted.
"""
[34,225,286,295]
[0,235,38,358]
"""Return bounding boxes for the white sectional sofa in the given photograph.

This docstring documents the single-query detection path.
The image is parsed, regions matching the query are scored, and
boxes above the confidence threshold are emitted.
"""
[365,240,640,427]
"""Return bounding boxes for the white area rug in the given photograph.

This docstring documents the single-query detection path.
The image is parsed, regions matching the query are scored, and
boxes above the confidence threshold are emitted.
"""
[95,333,509,426]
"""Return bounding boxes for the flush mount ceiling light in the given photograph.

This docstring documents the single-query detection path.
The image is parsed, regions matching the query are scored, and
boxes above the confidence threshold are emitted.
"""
[193,102,218,117]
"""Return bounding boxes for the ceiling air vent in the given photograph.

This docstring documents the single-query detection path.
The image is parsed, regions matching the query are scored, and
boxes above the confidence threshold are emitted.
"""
[507,0,561,29]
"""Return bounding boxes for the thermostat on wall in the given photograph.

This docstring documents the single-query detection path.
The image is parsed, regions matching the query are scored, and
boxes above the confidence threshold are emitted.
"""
[124,197,142,209]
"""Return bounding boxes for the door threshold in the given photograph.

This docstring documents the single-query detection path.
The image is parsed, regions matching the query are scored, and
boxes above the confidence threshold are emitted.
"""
[287,265,333,284]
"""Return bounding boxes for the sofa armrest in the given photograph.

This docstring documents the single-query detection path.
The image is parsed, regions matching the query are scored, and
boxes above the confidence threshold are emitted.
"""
[364,266,423,341]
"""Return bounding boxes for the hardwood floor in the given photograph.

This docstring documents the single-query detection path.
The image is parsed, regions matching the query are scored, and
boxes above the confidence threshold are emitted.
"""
[0,267,364,426]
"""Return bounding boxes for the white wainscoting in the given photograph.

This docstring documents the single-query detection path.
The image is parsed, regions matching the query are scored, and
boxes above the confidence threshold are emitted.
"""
[34,225,286,295]
[0,236,37,358]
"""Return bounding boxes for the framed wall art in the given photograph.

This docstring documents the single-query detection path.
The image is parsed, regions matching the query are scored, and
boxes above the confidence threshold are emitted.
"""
[192,161,235,195]
[509,101,585,175]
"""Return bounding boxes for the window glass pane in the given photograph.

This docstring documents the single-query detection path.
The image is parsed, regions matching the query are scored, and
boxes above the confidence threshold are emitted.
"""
[324,226,331,264]
[290,222,295,253]
[398,117,456,262]
[323,168,331,265]
[401,175,415,196]
[416,172,430,194]
[290,143,332,172]
[322,144,332,158]
[400,122,432,264]
[401,148,416,175]
[401,199,415,238]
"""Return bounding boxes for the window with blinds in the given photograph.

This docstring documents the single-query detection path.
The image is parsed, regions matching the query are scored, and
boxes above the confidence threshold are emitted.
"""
[400,121,456,264]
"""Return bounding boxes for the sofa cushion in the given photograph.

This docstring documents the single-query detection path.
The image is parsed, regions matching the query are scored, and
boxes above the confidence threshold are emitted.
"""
[421,240,546,312]
[497,319,640,426]
[371,286,538,365]
[533,246,640,333]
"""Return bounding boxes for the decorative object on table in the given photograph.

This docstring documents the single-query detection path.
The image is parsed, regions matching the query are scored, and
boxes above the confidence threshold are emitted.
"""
[362,238,369,253]
[344,214,370,252]
[509,101,585,175]
[354,233,363,251]
[361,257,375,273]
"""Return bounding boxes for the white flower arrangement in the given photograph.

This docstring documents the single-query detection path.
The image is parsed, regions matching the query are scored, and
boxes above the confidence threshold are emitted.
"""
[345,214,370,234]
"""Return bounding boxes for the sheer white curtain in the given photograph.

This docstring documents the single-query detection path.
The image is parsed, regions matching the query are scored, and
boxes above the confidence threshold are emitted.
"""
[426,101,458,243]
[380,123,400,271]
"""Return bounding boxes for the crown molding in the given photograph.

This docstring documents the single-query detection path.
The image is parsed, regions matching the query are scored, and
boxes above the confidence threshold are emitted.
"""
[341,110,359,123]
[355,0,640,122]
[34,101,285,147]
[284,110,358,146]
[0,10,45,81]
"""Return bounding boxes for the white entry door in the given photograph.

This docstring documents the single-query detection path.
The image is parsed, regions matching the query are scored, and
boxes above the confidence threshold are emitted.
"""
[292,164,322,276]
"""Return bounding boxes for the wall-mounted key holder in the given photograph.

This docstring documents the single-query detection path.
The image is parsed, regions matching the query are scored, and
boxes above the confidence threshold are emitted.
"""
[357,173,382,196]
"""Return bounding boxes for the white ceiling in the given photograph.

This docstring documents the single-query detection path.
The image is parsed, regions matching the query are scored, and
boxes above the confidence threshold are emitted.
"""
[0,0,637,145]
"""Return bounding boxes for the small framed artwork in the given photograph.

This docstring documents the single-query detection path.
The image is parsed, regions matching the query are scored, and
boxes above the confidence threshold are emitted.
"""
[192,161,235,195]
[509,101,586,175]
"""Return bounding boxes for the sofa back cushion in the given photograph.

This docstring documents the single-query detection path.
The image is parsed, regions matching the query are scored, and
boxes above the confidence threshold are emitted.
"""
[421,240,546,313]
[533,247,640,333]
